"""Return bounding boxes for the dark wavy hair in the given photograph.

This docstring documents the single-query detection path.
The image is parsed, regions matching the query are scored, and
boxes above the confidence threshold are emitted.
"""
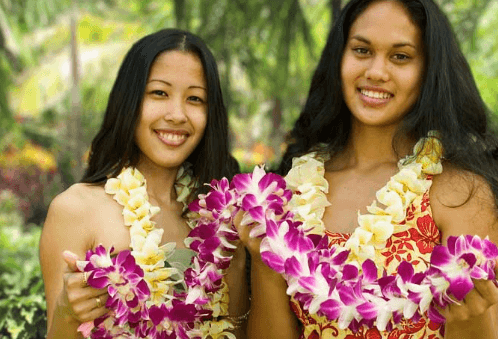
[82,28,239,198]
[279,0,498,201]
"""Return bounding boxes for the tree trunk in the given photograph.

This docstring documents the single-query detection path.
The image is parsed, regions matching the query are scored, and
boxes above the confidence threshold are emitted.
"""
[267,96,282,164]
[174,0,188,30]
[61,7,84,185]
[0,5,16,132]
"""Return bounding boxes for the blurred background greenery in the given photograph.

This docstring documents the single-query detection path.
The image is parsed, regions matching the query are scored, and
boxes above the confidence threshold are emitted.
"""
[0,0,497,337]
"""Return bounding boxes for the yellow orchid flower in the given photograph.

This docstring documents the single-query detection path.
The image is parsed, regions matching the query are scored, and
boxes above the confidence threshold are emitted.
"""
[198,319,235,339]
[119,168,142,191]
[358,214,394,248]
[104,178,121,194]
[122,209,138,226]
[113,189,130,206]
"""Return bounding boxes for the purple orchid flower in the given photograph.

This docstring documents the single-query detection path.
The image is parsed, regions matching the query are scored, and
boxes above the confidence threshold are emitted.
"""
[430,235,498,301]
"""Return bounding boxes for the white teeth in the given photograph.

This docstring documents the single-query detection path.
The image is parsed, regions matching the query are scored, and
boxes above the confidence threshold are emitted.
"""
[158,132,187,142]
[361,89,392,99]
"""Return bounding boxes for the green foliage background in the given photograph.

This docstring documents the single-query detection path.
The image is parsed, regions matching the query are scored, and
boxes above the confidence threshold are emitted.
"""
[0,192,46,338]
[0,0,497,337]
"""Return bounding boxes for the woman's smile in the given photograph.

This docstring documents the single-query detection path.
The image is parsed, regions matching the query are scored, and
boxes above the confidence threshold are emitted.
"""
[154,129,189,146]
[358,87,394,108]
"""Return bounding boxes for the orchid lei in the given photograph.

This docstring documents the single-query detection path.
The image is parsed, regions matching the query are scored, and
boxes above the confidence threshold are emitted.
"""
[191,132,498,333]
[75,165,237,339]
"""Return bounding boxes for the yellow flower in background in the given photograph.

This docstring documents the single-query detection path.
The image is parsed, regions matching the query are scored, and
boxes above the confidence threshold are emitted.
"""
[0,141,57,172]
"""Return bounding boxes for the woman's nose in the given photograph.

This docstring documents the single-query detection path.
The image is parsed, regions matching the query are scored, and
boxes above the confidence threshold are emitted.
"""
[364,56,390,83]
[163,97,188,123]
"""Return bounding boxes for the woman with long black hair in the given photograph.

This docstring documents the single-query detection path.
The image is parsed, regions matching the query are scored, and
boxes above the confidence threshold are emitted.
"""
[241,1,498,338]
[40,29,249,338]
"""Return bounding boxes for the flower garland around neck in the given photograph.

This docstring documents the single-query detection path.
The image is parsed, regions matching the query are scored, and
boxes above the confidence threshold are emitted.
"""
[75,164,238,339]
[190,132,498,333]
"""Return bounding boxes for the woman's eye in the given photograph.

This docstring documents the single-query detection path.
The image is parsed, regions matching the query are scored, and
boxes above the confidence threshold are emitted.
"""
[188,96,204,103]
[393,54,410,61]
[151,90,167,96]
[353,47,370,55]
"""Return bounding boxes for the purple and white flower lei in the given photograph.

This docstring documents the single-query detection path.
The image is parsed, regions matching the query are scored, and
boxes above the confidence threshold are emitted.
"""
[75,161,498,336]
[192,165,498,333]
[75,167,236,339]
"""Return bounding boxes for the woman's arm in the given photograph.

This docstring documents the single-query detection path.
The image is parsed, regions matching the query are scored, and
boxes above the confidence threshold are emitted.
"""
[40,188,108,339]
[224,245,250,339]
[235,213,300,339]
[246,255,300,339]
[431,167,498,339]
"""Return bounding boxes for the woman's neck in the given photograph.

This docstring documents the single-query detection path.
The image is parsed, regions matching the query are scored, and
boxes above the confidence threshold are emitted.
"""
[134,158,179,206]
[329,124,414,172]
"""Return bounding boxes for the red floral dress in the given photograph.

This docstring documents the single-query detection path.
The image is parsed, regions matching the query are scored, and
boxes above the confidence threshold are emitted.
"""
[290,189,445,339]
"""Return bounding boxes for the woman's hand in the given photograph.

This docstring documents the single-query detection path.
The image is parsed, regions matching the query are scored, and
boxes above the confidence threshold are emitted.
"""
[234,211,263,259]
[442,262,498,323]
[60,251,109,323]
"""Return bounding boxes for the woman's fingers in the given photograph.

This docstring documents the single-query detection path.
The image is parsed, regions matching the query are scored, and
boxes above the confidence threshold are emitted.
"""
[62,250,80,272]
[72,291,110,322]
[443,289,484,322]
[442,279,498,323]
[63,270,109,322]
[233,211,247,240]
[64,271,89,290]
[474,278,498,307]
[234,210,262,256]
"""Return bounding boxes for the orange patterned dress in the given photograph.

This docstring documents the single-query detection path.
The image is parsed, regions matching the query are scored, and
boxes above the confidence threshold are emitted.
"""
[290,188,445,339]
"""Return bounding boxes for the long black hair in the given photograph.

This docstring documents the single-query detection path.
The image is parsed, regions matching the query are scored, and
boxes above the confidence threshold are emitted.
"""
[82,28,239,198]
[279,0,498,202]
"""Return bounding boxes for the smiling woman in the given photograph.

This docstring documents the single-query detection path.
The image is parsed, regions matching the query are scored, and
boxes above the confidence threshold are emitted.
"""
[39,29,249,339]
[241,0,498,339]
[341,1,425,129]
[136,51,208,170]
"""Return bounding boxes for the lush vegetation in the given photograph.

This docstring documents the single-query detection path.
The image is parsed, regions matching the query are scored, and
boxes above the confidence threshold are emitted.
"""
[0,0,497,336]
[0,191,46,338]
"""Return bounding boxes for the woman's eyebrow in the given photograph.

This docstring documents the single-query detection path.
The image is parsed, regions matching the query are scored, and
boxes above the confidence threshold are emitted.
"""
[350,35,417,49]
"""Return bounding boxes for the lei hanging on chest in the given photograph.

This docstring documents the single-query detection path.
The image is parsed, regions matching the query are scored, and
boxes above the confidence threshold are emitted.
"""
[76,132,498,336]
[76,165,239,339]
[191,132,497,333]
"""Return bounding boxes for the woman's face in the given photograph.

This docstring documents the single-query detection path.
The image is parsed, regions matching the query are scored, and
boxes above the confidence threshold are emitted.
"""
[135,50,208,170]
[341,0,425,129]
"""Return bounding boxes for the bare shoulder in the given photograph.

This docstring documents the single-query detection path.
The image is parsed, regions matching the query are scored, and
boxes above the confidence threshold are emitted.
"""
[49,183,107,215]
[41,183,109,254]
[430,162,498,243]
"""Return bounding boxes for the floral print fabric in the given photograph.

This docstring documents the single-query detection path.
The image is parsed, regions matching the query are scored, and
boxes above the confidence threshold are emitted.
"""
[292,188,445,339]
